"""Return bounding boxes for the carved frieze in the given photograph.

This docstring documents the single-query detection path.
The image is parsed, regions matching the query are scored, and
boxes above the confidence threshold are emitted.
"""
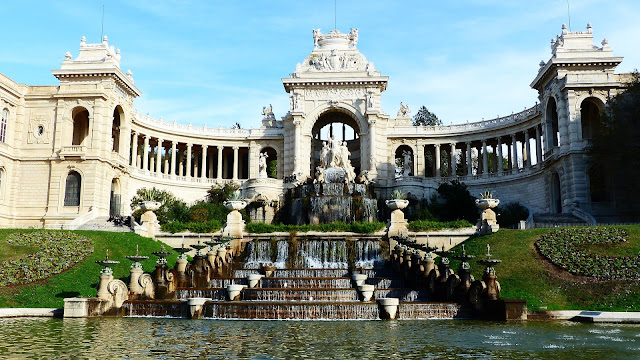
[305,88,366,100]
[28,114,52,144]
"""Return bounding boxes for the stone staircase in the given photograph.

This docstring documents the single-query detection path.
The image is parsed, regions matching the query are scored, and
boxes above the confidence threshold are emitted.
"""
[76,216,133,232]
[532,213,587,228]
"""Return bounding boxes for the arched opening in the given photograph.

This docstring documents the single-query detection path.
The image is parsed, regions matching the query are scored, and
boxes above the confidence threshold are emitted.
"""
[71,107,90,146]
[550,172,562,214]
[260,147,278,179]
[0,108,8,143]
[580,98,603,140]
[64,171,82,206]
[311,110,360,176]
[112,106,123,152]
[545,98,559,149]
[395,145,414,177]
[110,178,121,216]
[0,167,5,200]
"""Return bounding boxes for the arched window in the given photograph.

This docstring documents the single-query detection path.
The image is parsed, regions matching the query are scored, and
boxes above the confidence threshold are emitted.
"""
[64,171,81,206]
[580,98,603,140]
[71,107,90,146]
[0,109,8,143]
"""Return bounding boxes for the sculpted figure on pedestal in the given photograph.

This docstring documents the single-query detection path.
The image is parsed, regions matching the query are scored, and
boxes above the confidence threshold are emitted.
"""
[258,152,268,178]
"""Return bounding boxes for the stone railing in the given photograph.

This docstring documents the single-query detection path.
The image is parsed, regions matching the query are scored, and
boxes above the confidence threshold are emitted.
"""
[59,145,87,159]
[130,167,248,186]
[132,112,252,137]
[392,104,541,134]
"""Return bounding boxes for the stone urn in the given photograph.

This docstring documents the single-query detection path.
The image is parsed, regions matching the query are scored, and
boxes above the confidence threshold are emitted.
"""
[247,273,263,288]
[351,273,368,287]
[140,201,161,212]
[216,247,228,263]
[135,201,162,239]
[358,284,375,302]
[475,198,500,210]
[476,196,500,235]
[377,297,400,319]
[226,284,247,301]
[223,200,248,211]
[386,199,409,238]
[223,200,248,239]
[385,199,409,210]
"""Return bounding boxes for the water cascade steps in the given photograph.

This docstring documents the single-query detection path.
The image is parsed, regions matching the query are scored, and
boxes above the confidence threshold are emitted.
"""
[122,238,473,320]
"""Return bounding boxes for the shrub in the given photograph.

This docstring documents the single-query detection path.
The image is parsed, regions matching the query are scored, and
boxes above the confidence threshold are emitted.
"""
[161,220,223,234]
[207,183,239,204]
[427,180,478,223]
[188,201,229,222]
[409,208,437,222]
[496,202,529,228]
[245,221,385,234]
[408,220,473,232]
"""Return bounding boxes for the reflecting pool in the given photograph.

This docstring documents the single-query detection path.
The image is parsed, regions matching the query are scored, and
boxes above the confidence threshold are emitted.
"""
[1,318,639,359]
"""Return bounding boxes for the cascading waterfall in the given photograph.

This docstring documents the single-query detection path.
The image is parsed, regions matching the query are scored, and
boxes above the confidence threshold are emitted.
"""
[203,302,380,320]
[244,240,289,269]
[354,240,384,268]
[297,240,348,269]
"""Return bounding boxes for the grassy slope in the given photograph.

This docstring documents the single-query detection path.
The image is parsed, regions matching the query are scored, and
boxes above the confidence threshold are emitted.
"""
[0,230,178,308]
[449,226,640,311]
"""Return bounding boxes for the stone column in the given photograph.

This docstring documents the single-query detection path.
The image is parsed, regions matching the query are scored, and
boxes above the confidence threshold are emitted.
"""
[450,143,456,177]
[368,119,377,175]
[142,135,149,171]
[507,142,512,170]
[217,146,223,180]
[178,148,184,177]
[156,139,163,174]
[293,119,302,175]
[416,142,425,177]
[466,142,472,176]
[496,137,504,174]
[120,125,131,161]
[435,144,441,179]
[482,140,489,176]
[535,125,542,165]
[524,130,531,168]
[511,134,518,170]
[232,146,239,180]
[170,141,177,176]
[186,143,192,178]
[131,131,138,167]
[201,145,208,179]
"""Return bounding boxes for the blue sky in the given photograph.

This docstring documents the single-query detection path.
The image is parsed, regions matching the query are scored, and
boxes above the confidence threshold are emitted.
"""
[1,0,639,128]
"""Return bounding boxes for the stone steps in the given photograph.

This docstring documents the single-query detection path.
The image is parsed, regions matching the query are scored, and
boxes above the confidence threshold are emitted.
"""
[76,216,133,232]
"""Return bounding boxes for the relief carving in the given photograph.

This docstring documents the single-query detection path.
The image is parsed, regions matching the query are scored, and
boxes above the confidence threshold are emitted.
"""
[28,114,51,144]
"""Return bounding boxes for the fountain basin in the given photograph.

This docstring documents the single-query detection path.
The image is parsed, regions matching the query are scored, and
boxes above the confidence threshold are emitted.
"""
[377,297,400,319]
[226,284,247,301]
[247,274,263,288]
[351,274,368,287]
[357,285,375,302]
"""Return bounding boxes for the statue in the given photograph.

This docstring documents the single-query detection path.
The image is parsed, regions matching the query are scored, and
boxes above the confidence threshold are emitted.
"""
[349,28,359,48]
[328,135,342,168]
[397,102,410,118]
[261,104,273,118]
[319,141,329,168]
[402,150,412,177]
[258,152,268,178]
[313,29,321,48]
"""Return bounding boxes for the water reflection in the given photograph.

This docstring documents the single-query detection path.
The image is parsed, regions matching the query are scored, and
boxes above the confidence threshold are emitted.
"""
[0,318,638,359]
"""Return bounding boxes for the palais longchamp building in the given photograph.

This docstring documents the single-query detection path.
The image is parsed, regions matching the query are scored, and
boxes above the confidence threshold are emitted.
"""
[0,25,631,228]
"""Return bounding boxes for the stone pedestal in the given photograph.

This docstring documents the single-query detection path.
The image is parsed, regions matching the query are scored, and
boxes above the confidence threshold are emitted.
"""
[476,198,500,235]
[175,258,188,274]
[129,268,144,295]
[63,298,90,318]
[386,199,409,238]
[96,273,114,300]
[134,210,161,239]
[223,200,247,239]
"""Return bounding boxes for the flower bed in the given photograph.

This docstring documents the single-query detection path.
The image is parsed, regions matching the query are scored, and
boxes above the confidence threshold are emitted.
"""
[535,227,640,279]
[0,231,94,286]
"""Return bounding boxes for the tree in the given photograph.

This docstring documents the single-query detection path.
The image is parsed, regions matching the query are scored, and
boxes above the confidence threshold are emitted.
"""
[587,72,640,220]
[412,106,442,126]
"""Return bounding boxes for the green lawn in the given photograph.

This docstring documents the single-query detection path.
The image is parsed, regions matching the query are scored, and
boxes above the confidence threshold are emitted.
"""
[448,226,640,311]
[0,230,178,308]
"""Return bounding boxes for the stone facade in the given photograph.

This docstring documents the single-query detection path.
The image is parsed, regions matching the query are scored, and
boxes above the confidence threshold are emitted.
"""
[0,25,630,228]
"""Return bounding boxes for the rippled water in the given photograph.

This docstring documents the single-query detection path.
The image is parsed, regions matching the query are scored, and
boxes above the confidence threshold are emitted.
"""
[1,318,639,359]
